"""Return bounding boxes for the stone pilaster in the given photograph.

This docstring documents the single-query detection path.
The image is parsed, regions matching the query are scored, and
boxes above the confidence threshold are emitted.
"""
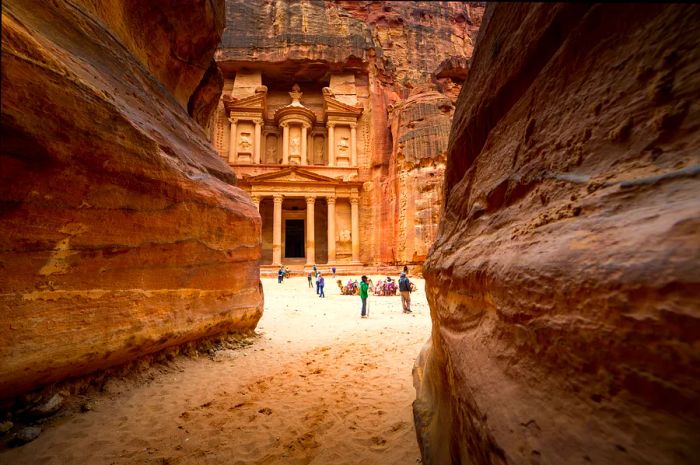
[253,118,262,164]
[272,194,283,265]
[305,196,315,265]
[327,196,336,264]
[350,196,360,264]
[327,122,335,167]
[281,122,289,165]
[228,116,238,164]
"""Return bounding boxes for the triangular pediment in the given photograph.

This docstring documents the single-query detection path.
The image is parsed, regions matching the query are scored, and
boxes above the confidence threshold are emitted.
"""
[245,167,339,184]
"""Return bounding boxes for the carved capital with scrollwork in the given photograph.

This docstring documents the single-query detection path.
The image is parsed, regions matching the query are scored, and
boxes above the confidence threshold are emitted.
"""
[326,196,336,205]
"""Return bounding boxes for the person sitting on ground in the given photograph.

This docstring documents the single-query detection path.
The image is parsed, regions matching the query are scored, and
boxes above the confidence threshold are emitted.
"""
[318,273,325,298]
[399,272,413,314]
[360,275,369,318]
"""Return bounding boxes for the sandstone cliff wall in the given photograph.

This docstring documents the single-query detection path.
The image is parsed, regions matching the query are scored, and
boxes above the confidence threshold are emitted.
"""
[0,0,262,399]
[416,4,700,465]
[217,0,483,265]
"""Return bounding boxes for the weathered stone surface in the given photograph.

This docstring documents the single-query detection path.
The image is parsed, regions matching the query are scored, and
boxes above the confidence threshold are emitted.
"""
[0,0,262,400]
[417,3,700,465]
[390,89,453,265]
[216,1,483,266]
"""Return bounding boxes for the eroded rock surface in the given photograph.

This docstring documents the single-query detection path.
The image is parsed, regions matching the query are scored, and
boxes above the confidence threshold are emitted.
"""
[417,4,700,465]
[217,0,483,266]
[0,0,262,400]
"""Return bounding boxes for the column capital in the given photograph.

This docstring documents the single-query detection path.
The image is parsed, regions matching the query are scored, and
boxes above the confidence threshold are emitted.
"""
[250,194,260,203]
[349,122,357,129]
[350,197,359,205]
[228,116,239,124]
[253,118,264,125]
[326,196,337,205]
[280,121,289,128]
[273,194,284,204]
[305,195,316,204]
[326,122,336,128]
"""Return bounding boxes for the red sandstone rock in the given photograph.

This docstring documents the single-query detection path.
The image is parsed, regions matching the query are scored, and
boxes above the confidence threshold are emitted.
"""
[217,1,483,265]
[416,4,700,464]
[0,0,262,399]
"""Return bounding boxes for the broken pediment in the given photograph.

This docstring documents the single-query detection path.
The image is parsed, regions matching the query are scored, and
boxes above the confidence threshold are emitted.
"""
[223,89,267,115]
[323,91,363,119]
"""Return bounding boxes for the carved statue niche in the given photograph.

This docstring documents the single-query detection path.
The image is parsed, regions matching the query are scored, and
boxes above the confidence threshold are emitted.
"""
[337,136,349,153]
[265,134,278,164]
[239,132,252,152]
[290,135,301,156]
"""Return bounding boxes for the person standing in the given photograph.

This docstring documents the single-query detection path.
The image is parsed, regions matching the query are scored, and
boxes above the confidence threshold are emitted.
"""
[278,266,284,284]
[307,271,313,288]
[360,275,369,318]
[315,271,320,295]
[318,273,325,298]
[399,272,412,314]
[332,266,336,278]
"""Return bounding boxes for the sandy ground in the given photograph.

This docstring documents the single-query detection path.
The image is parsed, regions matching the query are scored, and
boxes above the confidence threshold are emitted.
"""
[1,276,431,465]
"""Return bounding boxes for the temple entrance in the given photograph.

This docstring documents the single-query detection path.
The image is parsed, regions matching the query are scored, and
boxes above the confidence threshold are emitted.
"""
[284,219,305,258]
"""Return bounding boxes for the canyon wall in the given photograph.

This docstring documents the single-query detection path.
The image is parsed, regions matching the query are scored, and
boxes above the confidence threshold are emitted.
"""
[0,0,262,399]
[416,4,700,465]
[217,0,483,266]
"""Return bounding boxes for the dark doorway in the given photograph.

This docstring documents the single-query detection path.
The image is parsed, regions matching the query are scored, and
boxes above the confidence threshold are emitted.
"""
[285,220,305,258]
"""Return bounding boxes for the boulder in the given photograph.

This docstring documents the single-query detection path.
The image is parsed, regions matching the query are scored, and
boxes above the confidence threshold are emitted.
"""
[417,4,700,465]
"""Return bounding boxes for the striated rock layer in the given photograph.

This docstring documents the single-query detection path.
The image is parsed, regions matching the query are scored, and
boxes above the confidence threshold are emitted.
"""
[416,3,700,465]
[0,0,262,400]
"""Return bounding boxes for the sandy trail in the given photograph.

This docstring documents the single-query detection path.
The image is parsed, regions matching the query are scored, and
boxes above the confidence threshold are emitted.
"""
[2,276,430,465]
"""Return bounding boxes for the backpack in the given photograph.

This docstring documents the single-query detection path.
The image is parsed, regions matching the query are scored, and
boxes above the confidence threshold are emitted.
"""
[399,277,411,292]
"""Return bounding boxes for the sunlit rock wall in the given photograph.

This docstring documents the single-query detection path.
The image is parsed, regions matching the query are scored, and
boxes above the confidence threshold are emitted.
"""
[0,0,262,399]
[218,0,484,265]
[416,3,700,465]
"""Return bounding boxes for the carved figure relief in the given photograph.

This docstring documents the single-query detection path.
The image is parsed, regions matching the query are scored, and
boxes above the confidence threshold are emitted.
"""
[338,229,351,242]
[337,137,349,152]
[239,132,252,151]
[290,135,300,156]
[266,144,277,163]
[315,145,323,165]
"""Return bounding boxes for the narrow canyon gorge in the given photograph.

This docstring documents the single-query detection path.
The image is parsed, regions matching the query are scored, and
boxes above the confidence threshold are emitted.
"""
[1,1,699,465]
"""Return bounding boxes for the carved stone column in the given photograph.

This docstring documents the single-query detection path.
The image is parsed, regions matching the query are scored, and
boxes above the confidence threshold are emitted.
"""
[305,196,315,265]
[228,116,238,164]
[253,119,263,164]
[327,122,335,167]
[350,196,360,263]
[281,122,289,165]
[301,124,308,166]
[350,123,357,167]
[327,196,336,264]
[272,194,283,265]
[250,195,260,212]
